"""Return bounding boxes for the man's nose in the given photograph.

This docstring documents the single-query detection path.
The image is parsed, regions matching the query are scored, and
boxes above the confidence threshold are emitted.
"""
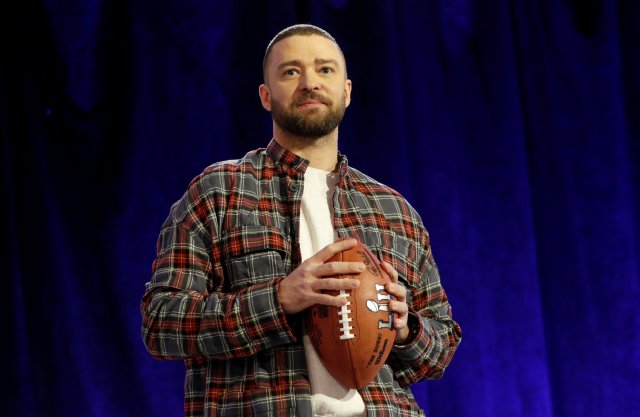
[299,72,320,91]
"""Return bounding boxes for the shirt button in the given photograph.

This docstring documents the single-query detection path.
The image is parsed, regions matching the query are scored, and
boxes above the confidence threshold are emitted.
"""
[290,183,299,192]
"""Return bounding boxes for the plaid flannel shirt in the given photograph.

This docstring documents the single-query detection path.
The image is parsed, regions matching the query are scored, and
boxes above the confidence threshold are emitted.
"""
[141,139,461,417]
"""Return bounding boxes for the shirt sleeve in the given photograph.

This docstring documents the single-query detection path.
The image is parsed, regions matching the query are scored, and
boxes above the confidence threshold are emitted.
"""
[387,222,462,386]
[140,178,297,361]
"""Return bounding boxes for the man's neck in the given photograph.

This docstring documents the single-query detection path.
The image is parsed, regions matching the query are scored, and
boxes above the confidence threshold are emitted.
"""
[273,127,339,172]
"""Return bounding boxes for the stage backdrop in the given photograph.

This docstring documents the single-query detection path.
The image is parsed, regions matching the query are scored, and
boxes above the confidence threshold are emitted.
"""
[2,0,639,416]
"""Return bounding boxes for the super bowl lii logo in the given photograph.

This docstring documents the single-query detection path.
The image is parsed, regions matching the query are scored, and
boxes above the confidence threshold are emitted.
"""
[366,284,394,329]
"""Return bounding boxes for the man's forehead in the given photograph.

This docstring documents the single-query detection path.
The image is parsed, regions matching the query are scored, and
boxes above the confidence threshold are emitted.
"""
[268,35,345,66]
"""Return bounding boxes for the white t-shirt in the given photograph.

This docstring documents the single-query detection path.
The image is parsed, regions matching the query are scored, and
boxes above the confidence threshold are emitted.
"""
[299,166,367,417]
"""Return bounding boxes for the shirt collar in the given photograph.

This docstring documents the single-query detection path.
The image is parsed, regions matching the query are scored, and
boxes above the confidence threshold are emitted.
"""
[265,138,349,177]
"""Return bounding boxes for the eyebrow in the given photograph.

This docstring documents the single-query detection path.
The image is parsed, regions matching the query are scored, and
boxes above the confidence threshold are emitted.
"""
[276,58,341,71]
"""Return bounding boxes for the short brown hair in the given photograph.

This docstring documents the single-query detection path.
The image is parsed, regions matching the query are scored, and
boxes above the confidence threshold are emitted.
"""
[262,24,346,81]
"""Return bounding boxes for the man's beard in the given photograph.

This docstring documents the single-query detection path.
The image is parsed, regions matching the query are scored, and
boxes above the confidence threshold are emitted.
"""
[271,92,346,138]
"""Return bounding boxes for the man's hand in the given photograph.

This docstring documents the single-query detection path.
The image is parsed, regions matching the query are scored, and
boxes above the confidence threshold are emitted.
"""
[381,261,410,344]
[278,239,364,315]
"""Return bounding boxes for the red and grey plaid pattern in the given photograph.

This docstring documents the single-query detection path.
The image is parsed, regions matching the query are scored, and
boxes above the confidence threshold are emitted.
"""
[141,139,461,417]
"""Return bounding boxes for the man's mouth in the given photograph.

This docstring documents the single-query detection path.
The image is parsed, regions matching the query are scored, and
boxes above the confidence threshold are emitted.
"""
[297,99,324,107]
[295,93,330,108]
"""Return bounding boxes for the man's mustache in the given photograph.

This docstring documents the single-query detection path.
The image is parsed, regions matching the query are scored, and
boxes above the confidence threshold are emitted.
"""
[294,92,332,107]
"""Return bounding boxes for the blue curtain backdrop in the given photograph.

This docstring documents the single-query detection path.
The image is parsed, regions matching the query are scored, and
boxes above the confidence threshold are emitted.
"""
[2,0,639,416]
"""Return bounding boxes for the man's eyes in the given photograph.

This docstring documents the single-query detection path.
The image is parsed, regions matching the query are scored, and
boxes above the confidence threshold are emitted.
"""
[282,66,335,77]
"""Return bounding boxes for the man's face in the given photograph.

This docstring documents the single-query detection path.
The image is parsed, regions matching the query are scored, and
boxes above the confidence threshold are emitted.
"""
[259,35,352,138]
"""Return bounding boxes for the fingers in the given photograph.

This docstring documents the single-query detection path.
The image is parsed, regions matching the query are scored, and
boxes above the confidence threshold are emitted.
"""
[312,277,360,292]
[386,279,408,318]
[313,292,352,308]
[381,261,410,333]
[386,281,408,328]
[388,299,408,316]
[385,281,406,302]
[278,240,362,314]
[312,238,359,263]
[381,261,399,283]
[307,239,365,278]
[315,260,365,277]
[388,298,409,333]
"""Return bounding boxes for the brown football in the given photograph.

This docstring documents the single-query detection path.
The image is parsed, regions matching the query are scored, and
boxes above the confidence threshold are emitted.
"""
[306,240,396,389]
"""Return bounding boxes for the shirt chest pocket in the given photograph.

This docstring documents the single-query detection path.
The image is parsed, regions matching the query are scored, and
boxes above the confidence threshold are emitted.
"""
[219,226,292,291]
[366,231,418,302]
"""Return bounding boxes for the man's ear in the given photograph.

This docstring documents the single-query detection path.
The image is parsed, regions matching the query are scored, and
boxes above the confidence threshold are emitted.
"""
[344,79,352,108]
[258,84,272,111]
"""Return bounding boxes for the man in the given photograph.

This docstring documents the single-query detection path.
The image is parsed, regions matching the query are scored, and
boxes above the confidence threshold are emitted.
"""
[141,24,461,417]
